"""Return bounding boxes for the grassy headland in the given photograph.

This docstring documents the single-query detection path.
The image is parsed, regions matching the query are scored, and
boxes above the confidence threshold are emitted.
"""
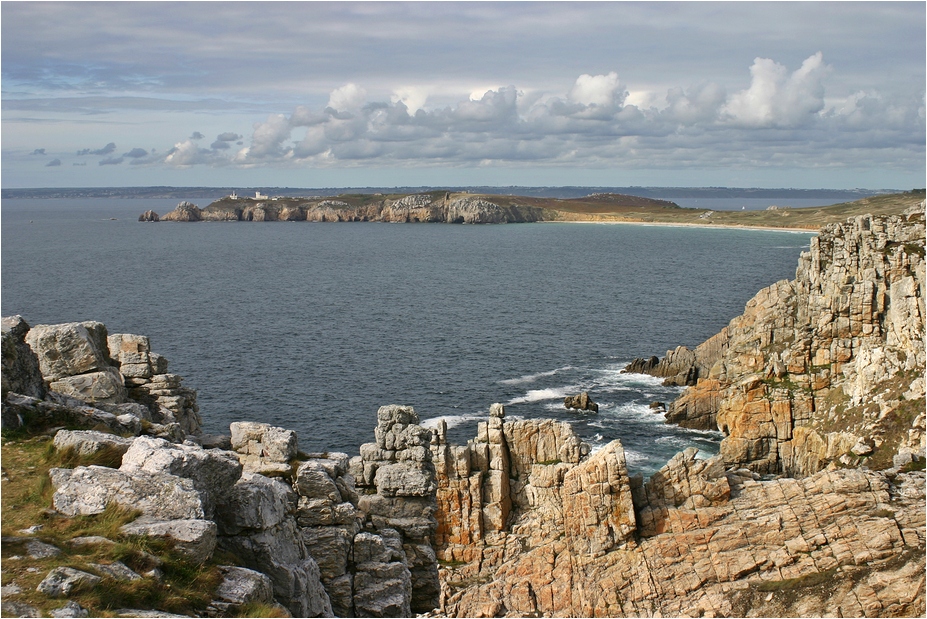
[504,188,926,230]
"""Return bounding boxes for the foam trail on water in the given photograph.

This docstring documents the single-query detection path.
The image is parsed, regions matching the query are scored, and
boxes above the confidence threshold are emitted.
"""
[498,366,574,386]
[507,385,579,405]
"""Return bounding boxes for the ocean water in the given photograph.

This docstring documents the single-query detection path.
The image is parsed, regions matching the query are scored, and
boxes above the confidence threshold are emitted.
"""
[1,198,813,475]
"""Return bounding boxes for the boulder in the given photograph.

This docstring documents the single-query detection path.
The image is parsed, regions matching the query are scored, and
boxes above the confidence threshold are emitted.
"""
[213,565,275,607]
[49,465,204,519]
[48,367,127,404]
[36,567,101,597]
[138,210,160,222]
[1,316,46,399]
[53,429,133,458]
[50,601,88,618]
[88,561,143,581]
[230,421,297,472]
[121,518,217,564]
[24,321,113,381]
[215,471,293,535]
[120,436,242,518]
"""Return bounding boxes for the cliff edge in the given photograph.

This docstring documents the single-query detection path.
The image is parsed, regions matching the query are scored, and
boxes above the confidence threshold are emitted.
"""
[643,206,925,477]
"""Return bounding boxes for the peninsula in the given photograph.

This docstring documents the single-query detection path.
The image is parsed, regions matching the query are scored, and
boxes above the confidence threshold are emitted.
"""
[141,189,926,231]
[2,202,924,617]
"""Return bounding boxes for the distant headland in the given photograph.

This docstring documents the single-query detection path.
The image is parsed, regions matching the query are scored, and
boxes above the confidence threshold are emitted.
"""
[137,188,926,231]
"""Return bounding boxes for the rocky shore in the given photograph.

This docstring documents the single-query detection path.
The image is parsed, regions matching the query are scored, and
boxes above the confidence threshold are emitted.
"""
[142,193,554,224]
[2,207,925,617]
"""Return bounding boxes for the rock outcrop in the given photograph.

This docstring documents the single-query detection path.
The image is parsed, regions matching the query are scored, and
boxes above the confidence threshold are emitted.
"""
[432,412,925,618]
[152,193,553,225]
[563,391,598,412]
[658,209,925,475]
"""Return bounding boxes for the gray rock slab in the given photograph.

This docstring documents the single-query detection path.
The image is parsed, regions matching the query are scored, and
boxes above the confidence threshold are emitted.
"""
[50,600,89,617]
[120,436,242,518]
[53,429,133,458]
[25,321,112,381]
[50,465,204,519]
[214,565,274,605]
[25,539,62,559]
[36,566,102,597]
[121,519,216,565]
[89,561,143,581]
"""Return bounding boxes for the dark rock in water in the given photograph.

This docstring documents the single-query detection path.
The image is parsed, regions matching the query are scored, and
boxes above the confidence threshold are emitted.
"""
[624,356,659,374]
[564,392,598,412]
[138,210,159,222]
[649,401,666,413]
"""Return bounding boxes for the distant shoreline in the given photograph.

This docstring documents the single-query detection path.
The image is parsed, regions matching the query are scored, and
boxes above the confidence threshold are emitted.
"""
[550,219,817,233]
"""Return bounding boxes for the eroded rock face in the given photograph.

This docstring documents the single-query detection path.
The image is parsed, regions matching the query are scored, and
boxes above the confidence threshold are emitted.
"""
[434,413,926,618]
[662,211,925,475]
[1,316,46,399]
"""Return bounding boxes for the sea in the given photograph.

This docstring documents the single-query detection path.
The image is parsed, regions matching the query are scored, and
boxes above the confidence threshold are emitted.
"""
[1,197,815,476]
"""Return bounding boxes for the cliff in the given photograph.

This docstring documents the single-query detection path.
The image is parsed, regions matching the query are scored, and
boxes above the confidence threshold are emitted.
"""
[156,193,555,224]
[1,315,924,617]
[633,207,925,477]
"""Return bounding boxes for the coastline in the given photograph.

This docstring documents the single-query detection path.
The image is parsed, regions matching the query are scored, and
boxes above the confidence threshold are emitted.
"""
[547,218,817,233]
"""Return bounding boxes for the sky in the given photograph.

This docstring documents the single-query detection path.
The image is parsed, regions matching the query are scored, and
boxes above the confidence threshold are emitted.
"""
[2,1,924,189]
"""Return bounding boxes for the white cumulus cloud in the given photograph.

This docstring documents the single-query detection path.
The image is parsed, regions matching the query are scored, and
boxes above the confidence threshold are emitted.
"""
[568,72,625,107]
[723,52,828,127]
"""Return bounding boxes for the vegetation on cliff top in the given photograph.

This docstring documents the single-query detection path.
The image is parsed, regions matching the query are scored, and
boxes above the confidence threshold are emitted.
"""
[190,188,925,230]
[0,432,283,618]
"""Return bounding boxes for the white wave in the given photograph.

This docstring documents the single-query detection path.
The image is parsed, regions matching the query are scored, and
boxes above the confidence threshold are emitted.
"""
[498,365,574,386]
[506,385,578,405]
[420,413,485,431]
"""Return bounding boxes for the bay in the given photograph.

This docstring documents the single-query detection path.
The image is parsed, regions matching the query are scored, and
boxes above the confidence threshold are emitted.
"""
[1,198,813,475]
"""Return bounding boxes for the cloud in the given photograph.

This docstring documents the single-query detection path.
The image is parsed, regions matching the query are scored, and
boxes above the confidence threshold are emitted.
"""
[77,142,117,156]
[190,131,205,140]
[327,83,367,111]
[31,148,46,155]
[722,52,828,127]
[45,158,61,167]
[568,72,625,107]
[216,132,241,142]
[123,148,149,158]
[164,139,225,167]
[99,156,124,165]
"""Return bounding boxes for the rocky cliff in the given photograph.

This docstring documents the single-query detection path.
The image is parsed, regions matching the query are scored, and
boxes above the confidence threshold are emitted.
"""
[155,193,553,224]
[633,207,925,477]
[2,316,924,617]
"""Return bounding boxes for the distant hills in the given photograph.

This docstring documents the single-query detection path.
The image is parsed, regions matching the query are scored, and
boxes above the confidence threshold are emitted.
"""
[1,186,902,201]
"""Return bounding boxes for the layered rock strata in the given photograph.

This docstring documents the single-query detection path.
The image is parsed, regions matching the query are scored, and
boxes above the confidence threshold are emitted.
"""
[431,413,925,618]
[647,209,926,475]
[153,194,552,224]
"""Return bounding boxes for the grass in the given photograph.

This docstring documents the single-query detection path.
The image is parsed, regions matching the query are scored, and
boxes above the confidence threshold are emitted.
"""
[0,434,256,617]
[192,189,925,230]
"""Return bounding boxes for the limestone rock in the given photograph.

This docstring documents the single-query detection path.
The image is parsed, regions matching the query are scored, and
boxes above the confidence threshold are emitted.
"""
[120,436,242,518]
[25,321,113,381]
[215,471,293,535]
[50,601,89,618]
[49,465,204,519]
[1,316,46,399]
[53,429,133,458]
[121,518,217,564]
[213,565,275,607]
[88,561,143,581]
[36,567,101,597]
[48,367,127,404]
[230,421,297,473]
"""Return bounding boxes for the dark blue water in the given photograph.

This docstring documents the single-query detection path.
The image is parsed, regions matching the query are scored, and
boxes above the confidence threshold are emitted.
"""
[1,199,813,475]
